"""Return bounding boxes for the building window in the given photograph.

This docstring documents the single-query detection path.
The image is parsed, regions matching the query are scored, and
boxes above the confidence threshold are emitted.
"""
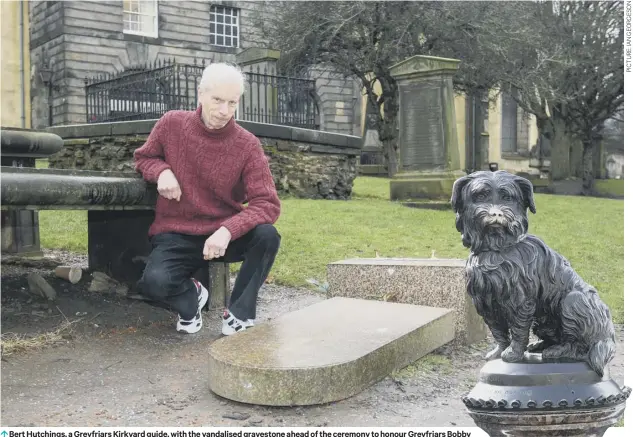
[123,0,158,37]
[210,5,239,48]
[501,91,518,153]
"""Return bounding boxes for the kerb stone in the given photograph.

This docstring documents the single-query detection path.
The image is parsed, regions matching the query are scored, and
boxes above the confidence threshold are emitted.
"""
[326,258,488,345]
[208,297,455,406]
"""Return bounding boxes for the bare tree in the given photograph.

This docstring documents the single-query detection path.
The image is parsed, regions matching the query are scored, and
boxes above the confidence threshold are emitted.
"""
[267,1,622,191]
[497,1,623,192]
[265,1,537,177]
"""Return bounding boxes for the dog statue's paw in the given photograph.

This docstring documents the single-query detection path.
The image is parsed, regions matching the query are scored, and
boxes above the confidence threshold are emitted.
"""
[485,345,505,360]
[527,340,547,353]
[501,345,525,363]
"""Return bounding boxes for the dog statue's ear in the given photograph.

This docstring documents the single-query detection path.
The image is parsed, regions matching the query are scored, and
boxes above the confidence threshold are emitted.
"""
[513,175,536,214]
[451,174,473,213]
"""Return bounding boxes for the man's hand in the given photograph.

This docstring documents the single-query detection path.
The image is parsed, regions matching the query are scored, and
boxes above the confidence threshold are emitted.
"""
[157,169,182,201]
[203,227,232,260]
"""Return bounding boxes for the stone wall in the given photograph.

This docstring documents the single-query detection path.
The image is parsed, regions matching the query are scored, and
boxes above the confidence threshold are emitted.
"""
[28,1,360,136]
[29,1,277,128]
[46,119,361,200]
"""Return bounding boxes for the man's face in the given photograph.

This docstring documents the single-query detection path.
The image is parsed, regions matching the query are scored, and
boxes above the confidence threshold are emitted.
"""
[198,81,241,129]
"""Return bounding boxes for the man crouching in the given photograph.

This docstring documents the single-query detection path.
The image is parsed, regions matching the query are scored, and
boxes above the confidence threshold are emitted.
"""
[133,62,281,336]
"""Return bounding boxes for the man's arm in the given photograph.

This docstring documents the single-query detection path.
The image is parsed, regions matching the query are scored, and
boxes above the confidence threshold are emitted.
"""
[133,112,173,182]
[220,144,281,241]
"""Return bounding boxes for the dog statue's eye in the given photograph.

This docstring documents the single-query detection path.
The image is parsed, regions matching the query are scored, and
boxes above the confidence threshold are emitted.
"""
[501,192,513,201]
[474,192,488,202]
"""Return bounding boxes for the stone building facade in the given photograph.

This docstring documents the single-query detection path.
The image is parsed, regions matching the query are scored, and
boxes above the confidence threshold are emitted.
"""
[29,0,361,135]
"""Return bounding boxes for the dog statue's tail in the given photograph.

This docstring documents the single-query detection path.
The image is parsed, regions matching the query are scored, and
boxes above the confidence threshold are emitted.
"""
[562,287,616,378]
[587,338,616,378]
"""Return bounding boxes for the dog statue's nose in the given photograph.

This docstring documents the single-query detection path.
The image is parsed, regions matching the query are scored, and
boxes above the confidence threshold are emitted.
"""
[489,207,503,217]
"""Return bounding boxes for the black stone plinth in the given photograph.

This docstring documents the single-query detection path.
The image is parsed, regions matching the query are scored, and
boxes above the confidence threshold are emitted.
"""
[463,356,631,437]
[87,210,218,307]
[88,210,155,287]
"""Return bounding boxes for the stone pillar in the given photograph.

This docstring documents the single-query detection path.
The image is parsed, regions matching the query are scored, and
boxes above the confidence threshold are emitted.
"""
[388,55,465,202]
[236,48,280,125]
[0,128,64,256]
[308,66,357,134]
[236,47,280,75]
[359,99,386,175]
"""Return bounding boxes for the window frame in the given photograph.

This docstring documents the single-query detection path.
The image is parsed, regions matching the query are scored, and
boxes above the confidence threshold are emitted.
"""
[209,4,240,48]
[123,0,159,38]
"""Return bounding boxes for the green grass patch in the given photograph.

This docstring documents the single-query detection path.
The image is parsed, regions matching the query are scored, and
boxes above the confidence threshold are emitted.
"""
[35,175,624,323]
[39,210,88,252]
[392,354,453,379]
[594,178,624,197]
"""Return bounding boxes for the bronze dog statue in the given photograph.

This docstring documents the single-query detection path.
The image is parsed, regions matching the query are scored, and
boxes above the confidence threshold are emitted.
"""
[451,170,616,376]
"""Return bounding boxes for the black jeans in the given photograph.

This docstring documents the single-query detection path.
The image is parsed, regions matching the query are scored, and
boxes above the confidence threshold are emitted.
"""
[138,224,281,321]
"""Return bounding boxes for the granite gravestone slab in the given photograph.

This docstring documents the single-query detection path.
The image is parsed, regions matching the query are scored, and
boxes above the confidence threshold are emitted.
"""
[208,297,456,406]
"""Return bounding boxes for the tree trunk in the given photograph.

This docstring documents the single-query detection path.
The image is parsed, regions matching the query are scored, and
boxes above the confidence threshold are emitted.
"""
[535,116,552,165]
[380,102,399,177]
[375,74,400,178]
[548,115,575,181]
[581,138,595,194]
[569,137,584,178]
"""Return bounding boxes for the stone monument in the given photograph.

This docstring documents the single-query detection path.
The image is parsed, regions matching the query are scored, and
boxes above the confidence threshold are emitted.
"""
[388,55,465,202]
[450,170,629,436]
[359,100,386,175]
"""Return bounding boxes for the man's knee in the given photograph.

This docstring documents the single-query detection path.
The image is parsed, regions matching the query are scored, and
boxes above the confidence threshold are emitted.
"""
[253,224,281,252]
[139,265,173,299]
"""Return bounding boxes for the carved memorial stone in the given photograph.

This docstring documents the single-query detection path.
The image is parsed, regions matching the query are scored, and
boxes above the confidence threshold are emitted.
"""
[388,55,465,203]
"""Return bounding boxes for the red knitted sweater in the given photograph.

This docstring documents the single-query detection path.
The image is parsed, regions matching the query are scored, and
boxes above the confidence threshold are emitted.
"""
[133,106,281,241]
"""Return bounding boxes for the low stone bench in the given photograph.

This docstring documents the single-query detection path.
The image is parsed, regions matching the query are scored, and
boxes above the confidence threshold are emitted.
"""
[0,166,231,309]
[326,258,488,345]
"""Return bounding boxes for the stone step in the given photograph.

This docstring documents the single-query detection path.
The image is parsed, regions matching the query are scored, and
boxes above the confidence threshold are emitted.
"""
[208,296,455,406]
[327,258,489,345]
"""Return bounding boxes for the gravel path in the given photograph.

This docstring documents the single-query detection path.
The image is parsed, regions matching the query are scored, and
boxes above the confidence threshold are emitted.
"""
[1,250,627,428]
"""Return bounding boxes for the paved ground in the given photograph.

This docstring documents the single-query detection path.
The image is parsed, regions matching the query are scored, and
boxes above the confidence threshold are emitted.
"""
[0,252,626,428]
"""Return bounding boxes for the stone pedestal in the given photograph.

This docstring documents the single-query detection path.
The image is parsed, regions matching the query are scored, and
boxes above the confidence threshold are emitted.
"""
[0,128,64,256]
[463,356,630,436]
[388,55,465,201]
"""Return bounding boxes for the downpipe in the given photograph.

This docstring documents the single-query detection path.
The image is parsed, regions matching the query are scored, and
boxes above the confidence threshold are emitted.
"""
[19,0,26,128]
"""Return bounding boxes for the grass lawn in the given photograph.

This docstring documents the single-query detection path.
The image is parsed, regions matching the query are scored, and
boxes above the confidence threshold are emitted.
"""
[594,178,625,197]
[36,172,624,323]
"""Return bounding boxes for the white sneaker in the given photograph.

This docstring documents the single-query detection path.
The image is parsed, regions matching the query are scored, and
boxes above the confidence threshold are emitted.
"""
[176,278,209,334]
[221,309,252,336]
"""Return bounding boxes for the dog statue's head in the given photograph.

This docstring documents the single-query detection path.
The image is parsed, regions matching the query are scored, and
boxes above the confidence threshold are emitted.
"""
[450,170,536,253]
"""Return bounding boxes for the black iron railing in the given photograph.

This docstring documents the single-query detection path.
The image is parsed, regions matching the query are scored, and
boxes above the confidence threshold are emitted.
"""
[84,58,320,130]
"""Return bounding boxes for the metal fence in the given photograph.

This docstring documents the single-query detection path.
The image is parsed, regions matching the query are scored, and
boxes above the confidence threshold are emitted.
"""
[84,58,320,130]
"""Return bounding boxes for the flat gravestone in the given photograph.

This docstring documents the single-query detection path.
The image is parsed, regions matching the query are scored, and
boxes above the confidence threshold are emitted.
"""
[208,296,455,406]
